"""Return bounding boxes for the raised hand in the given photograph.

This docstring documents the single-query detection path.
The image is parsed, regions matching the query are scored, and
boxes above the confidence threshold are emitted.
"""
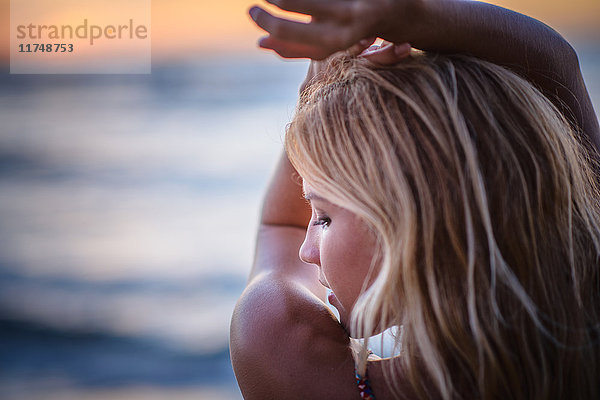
[249,0,417,59]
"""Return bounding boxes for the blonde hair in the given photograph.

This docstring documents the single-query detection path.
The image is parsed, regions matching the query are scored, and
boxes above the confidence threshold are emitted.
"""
[285,53,600,399]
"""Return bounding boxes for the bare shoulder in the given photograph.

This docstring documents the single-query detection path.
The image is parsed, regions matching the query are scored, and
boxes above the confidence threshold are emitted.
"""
[230,272,359,399]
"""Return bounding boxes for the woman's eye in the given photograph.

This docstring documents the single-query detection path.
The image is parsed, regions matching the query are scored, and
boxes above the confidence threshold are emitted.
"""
[312,216,331,227]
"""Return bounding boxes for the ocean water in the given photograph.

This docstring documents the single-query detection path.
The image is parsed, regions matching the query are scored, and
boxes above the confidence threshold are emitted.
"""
[0,42,598,400]
[0,55,309,399]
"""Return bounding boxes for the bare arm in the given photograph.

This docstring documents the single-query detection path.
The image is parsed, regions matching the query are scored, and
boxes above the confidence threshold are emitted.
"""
[230,153,358,398]
[248,151,327,297]
[250,0,600,155]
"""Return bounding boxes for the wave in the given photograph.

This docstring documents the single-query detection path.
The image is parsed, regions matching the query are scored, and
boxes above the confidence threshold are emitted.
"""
[0,318,236,388]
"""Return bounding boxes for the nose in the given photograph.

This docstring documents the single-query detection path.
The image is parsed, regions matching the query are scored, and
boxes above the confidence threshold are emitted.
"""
[299,229,320,266]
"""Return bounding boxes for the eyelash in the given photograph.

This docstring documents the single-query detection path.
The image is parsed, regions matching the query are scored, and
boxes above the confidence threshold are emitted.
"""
[312,216,331,227]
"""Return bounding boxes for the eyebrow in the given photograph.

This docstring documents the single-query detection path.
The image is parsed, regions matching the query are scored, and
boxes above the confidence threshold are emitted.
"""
[303,191,327,203]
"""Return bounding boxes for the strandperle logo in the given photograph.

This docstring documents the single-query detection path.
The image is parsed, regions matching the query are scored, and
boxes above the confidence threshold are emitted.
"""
[16,19,149,46]
[10,0,151,74]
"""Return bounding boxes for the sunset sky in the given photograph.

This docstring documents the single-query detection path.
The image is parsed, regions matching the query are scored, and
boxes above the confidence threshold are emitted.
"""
[1,0,599,62]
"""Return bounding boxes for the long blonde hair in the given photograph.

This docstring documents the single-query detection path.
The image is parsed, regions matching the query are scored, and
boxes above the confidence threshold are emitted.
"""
[285,53,600,399]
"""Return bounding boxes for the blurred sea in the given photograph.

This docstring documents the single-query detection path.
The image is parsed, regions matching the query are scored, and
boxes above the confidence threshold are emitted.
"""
[0,41,598,400]
[0,55,309,400]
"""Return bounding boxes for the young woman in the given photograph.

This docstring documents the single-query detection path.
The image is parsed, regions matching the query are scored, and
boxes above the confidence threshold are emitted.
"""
[231,1,600,398]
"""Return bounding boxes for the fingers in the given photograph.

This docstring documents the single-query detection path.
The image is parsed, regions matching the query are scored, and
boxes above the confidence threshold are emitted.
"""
[260,34,378,61]
[250,6,364,58]
[346,37,377,56]
[259,31,410,63]
[264,0,342,19]
[250,6,349,49]
[259,36,334,60]
[361,42,411,65]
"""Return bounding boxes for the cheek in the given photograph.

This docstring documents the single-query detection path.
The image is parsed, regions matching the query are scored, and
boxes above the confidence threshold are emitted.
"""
[320,227,378,310]
[319,236,346,285]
